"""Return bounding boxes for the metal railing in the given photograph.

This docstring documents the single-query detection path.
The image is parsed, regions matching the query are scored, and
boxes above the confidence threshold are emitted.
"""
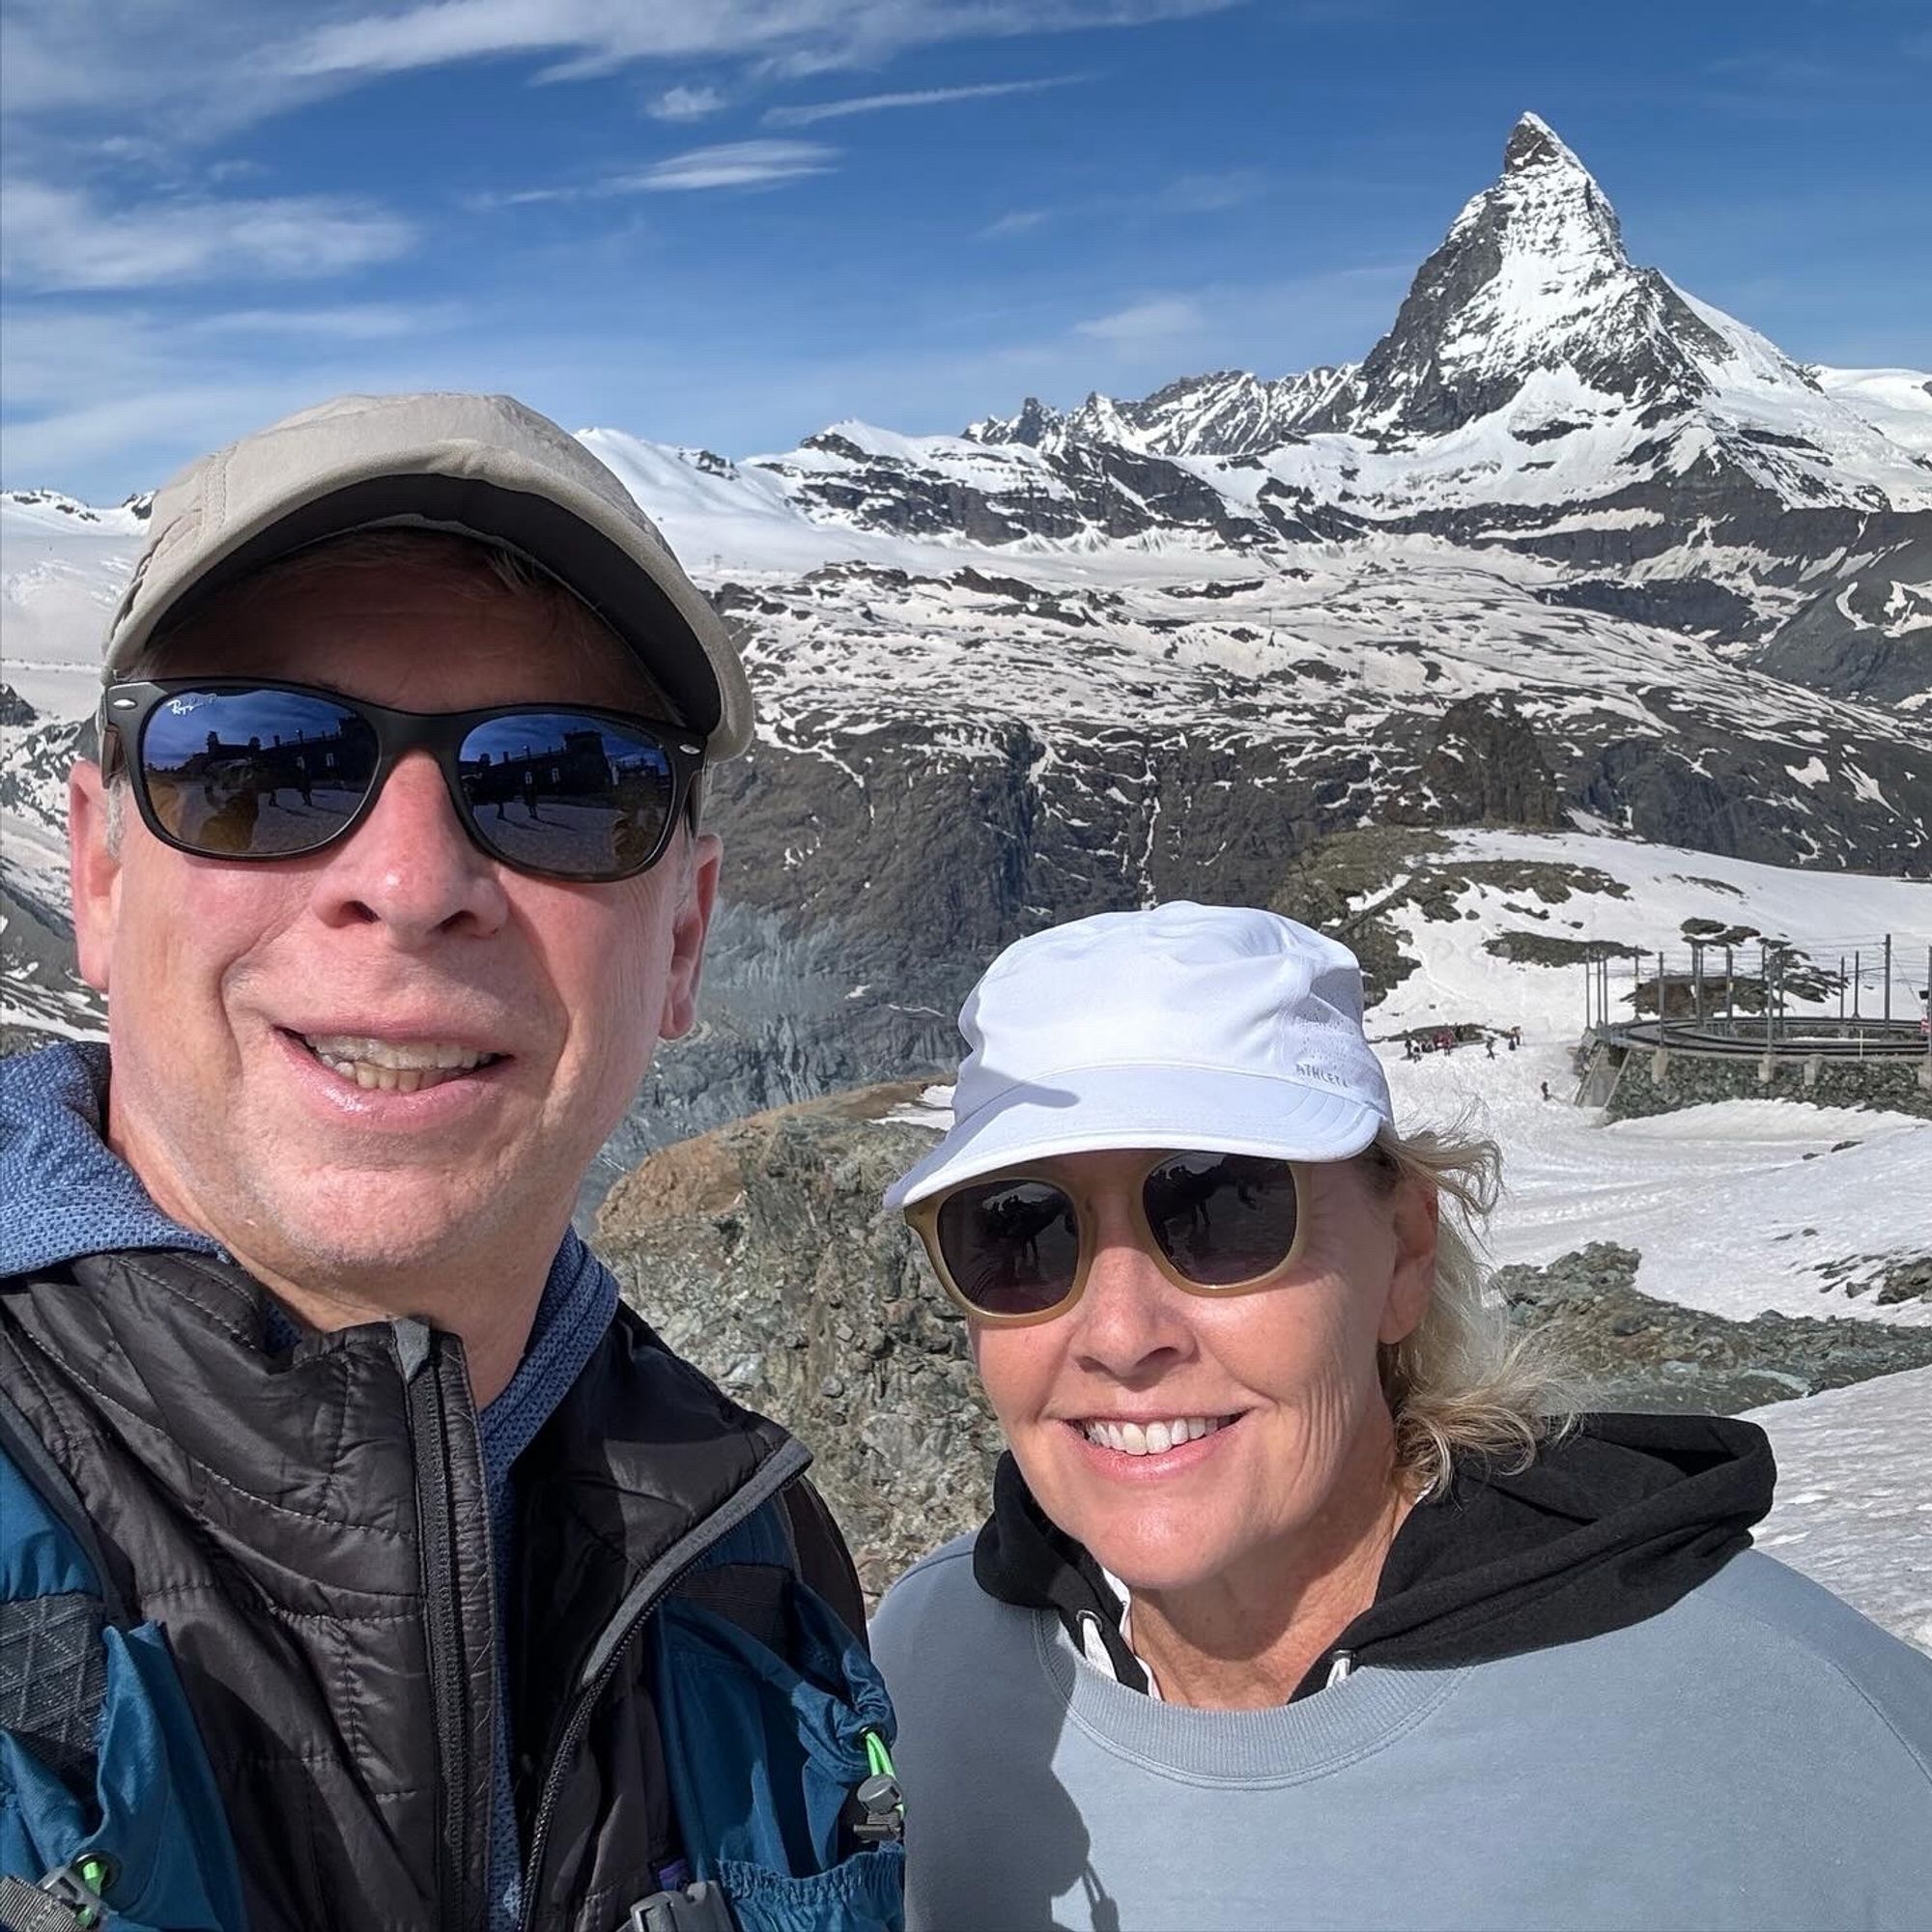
[1579,935,1932,1066]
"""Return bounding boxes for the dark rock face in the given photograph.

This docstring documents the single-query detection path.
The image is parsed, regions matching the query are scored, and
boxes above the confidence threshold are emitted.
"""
[1531,578,1760,638]
[1408,696,1566,829]
[1493,1241,1932,1411]
[1754,534,1932,702]
[595,1087,1002,1599]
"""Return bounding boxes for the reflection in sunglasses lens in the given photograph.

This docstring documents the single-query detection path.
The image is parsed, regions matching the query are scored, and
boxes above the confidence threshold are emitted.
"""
[1145,1153,1299,1286]
[139,689,377,857]
[937,1178,1082,1318]
[460,712,674,878]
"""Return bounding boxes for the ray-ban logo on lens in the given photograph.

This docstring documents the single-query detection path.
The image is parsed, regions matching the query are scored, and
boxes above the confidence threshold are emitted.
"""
[165,695,210,715]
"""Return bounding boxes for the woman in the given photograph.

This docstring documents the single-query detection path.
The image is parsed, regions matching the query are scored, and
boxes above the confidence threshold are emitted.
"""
[870,902,1932,1932]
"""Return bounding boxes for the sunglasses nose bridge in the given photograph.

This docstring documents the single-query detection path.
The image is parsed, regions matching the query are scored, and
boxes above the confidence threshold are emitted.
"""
[314,741,511,925]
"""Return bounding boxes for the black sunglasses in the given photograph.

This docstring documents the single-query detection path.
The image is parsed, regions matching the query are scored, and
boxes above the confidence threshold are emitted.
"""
[99,679,705,883]
[906,1151,1308,1324]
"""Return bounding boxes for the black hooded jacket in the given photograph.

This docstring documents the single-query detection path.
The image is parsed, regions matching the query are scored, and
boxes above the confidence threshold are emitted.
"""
[0,1247,863,1931]
[973,1413,1777,1695]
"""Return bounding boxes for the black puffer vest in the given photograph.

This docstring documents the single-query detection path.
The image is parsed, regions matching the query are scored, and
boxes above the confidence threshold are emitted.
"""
[0,1247,861,1930]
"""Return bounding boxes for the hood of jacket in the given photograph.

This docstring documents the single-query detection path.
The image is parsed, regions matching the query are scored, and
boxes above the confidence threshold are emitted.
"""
[0,1040,220,1277]
[973,1412,1776,1695]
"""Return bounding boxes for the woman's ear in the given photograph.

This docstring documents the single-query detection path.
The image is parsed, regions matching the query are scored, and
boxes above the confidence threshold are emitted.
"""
[1378,1176,1438,1347]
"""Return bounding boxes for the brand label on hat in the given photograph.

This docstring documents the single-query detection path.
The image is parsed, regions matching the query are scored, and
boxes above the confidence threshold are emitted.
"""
[1295,1061,1352,1089]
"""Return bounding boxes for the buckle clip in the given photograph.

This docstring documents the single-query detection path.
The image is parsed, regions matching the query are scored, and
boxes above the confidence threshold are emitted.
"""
[852,1770,904,1845]
[622,1878,735,1932]
[0,1859,119,1932]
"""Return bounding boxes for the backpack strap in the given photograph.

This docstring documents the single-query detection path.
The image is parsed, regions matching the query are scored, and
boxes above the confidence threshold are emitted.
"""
[0,1388,117,1803]
[0,1388,128,1630]
[781,1483,868,1649]
[0,1386,247,1932]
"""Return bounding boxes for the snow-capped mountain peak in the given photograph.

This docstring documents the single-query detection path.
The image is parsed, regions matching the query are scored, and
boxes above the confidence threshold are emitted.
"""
[1316,112,1711,439]
[1498,108,1594,182]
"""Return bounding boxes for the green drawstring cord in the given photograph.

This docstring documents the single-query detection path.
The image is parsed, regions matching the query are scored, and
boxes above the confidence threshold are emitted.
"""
[21,1855,116,1930]
[863,1729,895,1780]
[76,1859,111,1926]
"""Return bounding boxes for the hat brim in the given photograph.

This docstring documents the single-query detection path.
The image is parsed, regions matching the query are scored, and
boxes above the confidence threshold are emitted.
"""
[884,1063,1385,1211]
[105,470,753,761]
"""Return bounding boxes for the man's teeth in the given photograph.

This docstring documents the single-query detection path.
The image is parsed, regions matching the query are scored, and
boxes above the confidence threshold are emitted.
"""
[301,1035,497,1093]
[1082,1416,1226,1456]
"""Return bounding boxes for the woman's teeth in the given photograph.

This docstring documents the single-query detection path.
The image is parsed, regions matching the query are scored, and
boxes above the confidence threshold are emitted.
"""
[300,1035,497,1093]
[1082,1416,1226,1456]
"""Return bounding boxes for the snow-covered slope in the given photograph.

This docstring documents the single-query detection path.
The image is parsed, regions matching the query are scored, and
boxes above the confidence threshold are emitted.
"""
[1747,1368,1932,1651]
[1363,828,1932,1326]
[1813,367,1932,457]
[0,491,146,718]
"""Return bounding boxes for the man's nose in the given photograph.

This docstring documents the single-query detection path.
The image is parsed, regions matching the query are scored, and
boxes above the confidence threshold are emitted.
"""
[308,752,510,944]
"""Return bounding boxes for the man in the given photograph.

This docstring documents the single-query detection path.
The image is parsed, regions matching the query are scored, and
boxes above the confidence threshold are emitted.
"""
[0,394,890,1931]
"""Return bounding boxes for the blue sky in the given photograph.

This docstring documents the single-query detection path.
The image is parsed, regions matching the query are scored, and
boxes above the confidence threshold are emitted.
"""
[3,0,1927,498]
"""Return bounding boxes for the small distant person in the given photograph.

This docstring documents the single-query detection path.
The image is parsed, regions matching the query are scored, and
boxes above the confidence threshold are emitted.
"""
[1541,1079,1551,1101]
[871,905,1932,1932]
[1485,1035,1495,1060]
[521,761,540,819]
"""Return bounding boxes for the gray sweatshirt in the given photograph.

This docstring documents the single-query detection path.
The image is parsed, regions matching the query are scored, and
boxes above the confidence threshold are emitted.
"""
[872,1441,1932,1931]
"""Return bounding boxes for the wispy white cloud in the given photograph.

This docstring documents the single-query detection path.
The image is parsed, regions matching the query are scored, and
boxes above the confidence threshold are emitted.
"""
[648,83,726,122]
[469,138,838,207]
[0,298,472,492]
[278,2,1236,85]
[1160,168,1265,213]
[185,302,458,341]
[0,383,312,483]
[461,185,586,212]
[616,140,837,192]
[1074,295,1207,347]
[2,0,1240,162]
[980,207,1054,240]
[0,180,415,292]
[763,73,1085,128]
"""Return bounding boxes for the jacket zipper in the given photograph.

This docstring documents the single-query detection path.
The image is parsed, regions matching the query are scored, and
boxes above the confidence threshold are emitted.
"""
[397,1319,479,1932]
[516,1435,812,1930]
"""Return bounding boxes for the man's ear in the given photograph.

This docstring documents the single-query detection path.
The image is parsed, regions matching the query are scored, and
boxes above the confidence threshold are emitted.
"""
[69,761,121,994]
[657,829,722,1041]
[1378,1175,1438,1348]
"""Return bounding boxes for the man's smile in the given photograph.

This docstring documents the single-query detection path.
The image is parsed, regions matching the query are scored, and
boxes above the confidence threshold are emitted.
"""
[294,1032,505,1094]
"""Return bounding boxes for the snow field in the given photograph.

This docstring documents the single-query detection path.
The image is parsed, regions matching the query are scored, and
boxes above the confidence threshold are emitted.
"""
[1747,1369,1932,1653]
[1369,829,1932,1326]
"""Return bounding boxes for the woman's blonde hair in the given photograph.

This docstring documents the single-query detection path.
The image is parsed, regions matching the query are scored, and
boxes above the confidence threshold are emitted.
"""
[1358,1120,1580,1497]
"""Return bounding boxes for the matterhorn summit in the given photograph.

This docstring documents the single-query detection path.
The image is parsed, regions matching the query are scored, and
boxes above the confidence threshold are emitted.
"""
[1315,110,1743,437]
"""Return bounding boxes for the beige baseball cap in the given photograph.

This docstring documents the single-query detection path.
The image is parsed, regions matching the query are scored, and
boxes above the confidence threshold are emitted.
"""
[102,391,754,760]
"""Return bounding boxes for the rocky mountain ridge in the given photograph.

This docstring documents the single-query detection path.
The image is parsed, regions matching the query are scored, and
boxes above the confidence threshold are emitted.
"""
[4,113,1927,1161]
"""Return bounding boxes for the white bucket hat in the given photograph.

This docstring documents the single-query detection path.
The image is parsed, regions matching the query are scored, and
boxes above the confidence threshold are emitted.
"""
[102,391,754,760]
[885,902,1393,1211]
